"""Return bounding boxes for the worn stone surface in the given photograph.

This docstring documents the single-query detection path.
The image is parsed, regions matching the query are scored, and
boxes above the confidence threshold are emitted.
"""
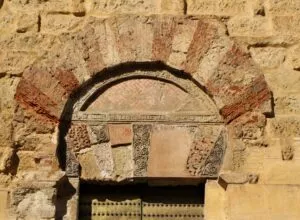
[147,125,193,177]
[92,143,114,179]
[132,124,151,177]
[108,124,133,146]
[186,126,224,176]
[111,145,134,181]
[225,184,300,220]
[0,189,9,220]
[0,1,298,218]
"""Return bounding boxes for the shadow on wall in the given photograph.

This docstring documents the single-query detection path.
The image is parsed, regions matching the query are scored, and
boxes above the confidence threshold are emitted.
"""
[0,0,3,9]
[56,61,211,171]
[55,176,76,220]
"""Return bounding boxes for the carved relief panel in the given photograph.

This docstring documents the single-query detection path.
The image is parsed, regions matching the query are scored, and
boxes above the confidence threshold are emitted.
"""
[65,69,226,181]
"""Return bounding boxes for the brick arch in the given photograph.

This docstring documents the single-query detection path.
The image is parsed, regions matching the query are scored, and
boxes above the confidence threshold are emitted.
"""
[15,15,272,125]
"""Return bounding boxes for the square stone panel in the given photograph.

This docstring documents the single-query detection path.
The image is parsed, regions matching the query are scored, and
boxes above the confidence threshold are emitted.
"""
[147,125,193,177]
[108,124,133,146]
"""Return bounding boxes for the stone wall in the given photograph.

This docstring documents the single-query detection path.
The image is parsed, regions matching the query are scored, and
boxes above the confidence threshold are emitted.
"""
[0,0,300,219]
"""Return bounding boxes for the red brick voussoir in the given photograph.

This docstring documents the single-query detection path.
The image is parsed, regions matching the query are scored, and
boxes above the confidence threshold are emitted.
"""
[220,75,271,123]
[15,68,79,123]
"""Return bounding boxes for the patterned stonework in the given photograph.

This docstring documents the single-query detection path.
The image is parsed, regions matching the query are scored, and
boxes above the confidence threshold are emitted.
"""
[186,126,225,176]
[66,124,91,153]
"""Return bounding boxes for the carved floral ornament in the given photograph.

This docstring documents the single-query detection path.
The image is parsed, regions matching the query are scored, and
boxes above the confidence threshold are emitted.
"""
[14,15,272,181]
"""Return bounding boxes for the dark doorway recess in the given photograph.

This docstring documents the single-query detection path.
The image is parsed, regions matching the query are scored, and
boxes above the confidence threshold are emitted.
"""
[79,183,205,220]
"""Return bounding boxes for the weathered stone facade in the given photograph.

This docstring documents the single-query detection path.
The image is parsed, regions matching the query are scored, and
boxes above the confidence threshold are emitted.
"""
[0,0,300,219]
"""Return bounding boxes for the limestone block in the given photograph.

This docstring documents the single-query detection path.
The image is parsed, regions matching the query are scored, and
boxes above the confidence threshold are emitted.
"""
[160,0,185,14]
[268,116,300,137]
[77,149,102,180]
[273,16,300,36]
[41,13,84,34]
[268,0,300,15]
[250,47,286,69]
[219,172,249,184]
[0,76,18,149]
[0,33,56,53]
[204,180,226,220]
[112,145,134,181]
[225,184,300,219]
[274,95,300,114]
[85,0,157,14]
[217,0,248,16]
[0,189,9,220]
[187,0,247,15]
[287,45,300,70]
[264,68,300,97]
[72,0,86,14]
[0,51,38,75]
[92,144,114,178]
[0,6,17,35]
[17,151,37,172]
[186,0,217,15]
[260,160,300,184]
[7,0,73,13]
[227,16,272,37]
[16,13,39,33]
[16,190,56,219]
[0,148,15,172]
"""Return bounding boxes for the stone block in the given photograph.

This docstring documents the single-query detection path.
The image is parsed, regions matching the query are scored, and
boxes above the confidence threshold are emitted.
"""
[77,149,102,180]
[133,124,151,177]
[111,145,134,181]
[273,16,300,36]
[274,95,300,114]
[108,124,132,146]
[268,0,300,15]
[0,189,9,220]
[204,180,225,220]
[41,13,84,34]
[260,160,300,184]
[250,47,286,69]
[219,172,249,184]
[287,45,300,70]
[0,51,38,75]
[147,125,192,177]
[227,16,272,37]
[92,144,114,179]
[268,116,300,137]
[16,13,39,33]
[17,151,37,172]
[160,0,185,14]
[250,0,266,16]
[187,0,247,15]
[225,184,300,219]
[16,190,56,219]
[217,0,248,16]
[187,0,217,15]
[85,0,157,14]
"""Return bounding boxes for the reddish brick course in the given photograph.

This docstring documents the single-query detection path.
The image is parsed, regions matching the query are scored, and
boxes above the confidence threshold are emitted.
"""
[152,17,177,62]
[15,68,79,122]
[220,75,271,123]
[15,79,60,122]
[184,20,216,74]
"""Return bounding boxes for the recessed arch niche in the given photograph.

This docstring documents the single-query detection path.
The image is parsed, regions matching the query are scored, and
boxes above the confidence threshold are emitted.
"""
[62,64,226,182]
